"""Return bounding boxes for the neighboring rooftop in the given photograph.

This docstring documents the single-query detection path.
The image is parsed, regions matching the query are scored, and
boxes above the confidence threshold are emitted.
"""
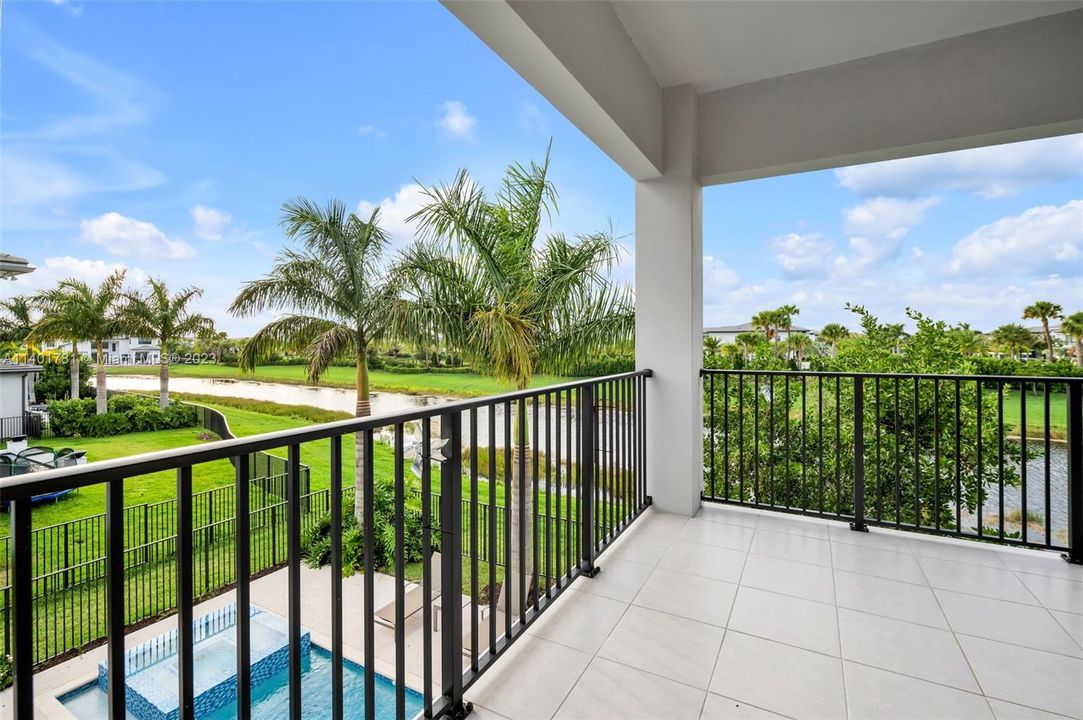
[0,361,43,374]
[705,323,814,334]
[0,253,35,280]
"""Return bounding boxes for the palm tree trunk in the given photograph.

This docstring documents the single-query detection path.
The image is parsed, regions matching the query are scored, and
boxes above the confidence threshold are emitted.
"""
[158,349,170,409]
[1075,338,1083,368]
[95,341,107,415]
[354,349,371,525]
[1043,320,1054,362]
[500,393,534,617]
[69,339,80,400]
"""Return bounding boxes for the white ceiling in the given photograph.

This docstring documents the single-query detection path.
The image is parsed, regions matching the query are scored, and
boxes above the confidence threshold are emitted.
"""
[612,0,1083,93]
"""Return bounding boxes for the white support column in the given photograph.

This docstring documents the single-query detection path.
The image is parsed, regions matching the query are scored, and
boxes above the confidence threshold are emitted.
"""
[635,85,703,517]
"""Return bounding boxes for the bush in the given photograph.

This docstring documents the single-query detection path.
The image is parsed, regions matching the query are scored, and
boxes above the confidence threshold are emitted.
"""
[128,403,167,432]
[34,357,93,402]
[84,412,130,437]
[164,402,198,429]
[0,654,10,691]
[46,398,96,437]
[107,393,147,414]
[567,353,635,377]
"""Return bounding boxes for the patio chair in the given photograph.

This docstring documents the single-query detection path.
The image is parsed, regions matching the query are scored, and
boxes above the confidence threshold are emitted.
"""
[462,607,504,658]
[374,552,442,628]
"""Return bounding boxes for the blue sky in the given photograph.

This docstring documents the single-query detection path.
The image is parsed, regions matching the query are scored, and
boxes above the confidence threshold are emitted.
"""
[3,0,1081,336]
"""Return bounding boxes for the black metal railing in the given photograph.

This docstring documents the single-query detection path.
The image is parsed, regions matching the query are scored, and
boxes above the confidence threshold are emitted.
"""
[702,369,1082,562]
[0,415,52,442]
[1,370,651,719]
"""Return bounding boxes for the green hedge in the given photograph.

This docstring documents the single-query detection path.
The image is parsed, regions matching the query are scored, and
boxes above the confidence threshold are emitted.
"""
[46,395,199,438]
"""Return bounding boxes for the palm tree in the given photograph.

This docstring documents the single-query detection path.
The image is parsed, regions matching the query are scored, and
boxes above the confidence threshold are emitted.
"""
[1061,312,1083,368]
[884,323,908,354]
[751,310,777,343]
[949,323,986,356]
[775,304,800,354]
[397,148,633,614]
[819,323,849,358]
[992,323,1034,360]
[0,296,35,343]
[126,278,214,409]
[32,272,127,414]
[734,332,760,362]
[230,199,399,523]
[786,333,815,365]
[1023,301,1063,362]
[703,335,722,357]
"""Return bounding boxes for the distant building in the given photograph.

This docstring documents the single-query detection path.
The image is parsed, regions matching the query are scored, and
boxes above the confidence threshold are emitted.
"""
[39,337,162,365]
[704,322,815,344]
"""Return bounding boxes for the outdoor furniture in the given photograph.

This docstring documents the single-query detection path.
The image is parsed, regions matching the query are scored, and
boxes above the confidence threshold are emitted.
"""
[374,552,442,629]
[431,592,471,632]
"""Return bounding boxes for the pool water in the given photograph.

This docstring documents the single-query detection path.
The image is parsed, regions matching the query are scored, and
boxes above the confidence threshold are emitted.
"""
[61,645,424,720]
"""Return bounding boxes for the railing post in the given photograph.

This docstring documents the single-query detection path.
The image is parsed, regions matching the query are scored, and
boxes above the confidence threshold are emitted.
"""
[851,376,868,532]
[1064,381,1082,564]
[11,498,34,719]
[439,411,471,718]
[580,384,600,577]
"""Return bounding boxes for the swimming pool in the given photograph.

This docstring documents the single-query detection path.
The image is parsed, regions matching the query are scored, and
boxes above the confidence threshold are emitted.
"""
[60,645,424,720]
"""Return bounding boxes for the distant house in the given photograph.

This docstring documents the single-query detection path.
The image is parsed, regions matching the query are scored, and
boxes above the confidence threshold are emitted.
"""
[704,322,815,344]
[39,337,162,365]
[0,360,42,420]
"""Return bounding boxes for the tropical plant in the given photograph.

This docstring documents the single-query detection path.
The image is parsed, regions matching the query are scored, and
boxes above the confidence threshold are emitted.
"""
[1062,311,1083,368]
[0,296,35,344]
[230,199,399,523]
[396,147,633,613]
[883,323,908,353]
[734,332,761,363]
[1023,301,1063,362]
[751,309,778,342]
[31,271,127,414]
[992,323,1036,360]
[126,279,214,408]
[785,332,815,365]
[703,335,722,357]
[818,323,849,357]
[948,323,986,356]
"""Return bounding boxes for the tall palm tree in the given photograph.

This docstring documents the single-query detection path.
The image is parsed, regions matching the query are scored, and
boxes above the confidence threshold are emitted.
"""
[1023,301,1063,362]
[949,323,986,356]
[819,323,849,358]
[397,148,633,613]
[1061,312,1083,368]
[884,323,908,354]
[230,199,398,522]
[751,310,777,343]
[32,271,127,414]
[127,278,214,409]
[992,323,1034,360]
[775,304,800,354]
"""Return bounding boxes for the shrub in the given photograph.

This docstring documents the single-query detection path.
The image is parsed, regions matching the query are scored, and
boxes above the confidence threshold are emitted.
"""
[0,654,10,691]
[568,353,635,377]
[164,402,198,429]
[34,358,93,402]
[84,413,130,437]
[46,398,96,436]
[107,393,147,414]
[128,403,167,432]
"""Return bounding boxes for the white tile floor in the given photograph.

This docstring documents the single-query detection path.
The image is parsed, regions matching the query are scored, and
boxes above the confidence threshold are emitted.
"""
[466,505,1083,720]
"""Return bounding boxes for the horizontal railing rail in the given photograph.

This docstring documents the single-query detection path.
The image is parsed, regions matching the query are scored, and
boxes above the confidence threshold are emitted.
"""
[2,369,652,720]
[702,369,1081,563]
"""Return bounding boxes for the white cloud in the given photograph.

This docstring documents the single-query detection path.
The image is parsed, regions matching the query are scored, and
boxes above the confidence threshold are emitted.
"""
[357,124,386,139]
[768,232,834,278]
[80,212,195,260]
[190,205,232,241]
[949,199,1082,277]
[703,255,741,304]
[838,196,939,271]
[356,184,428,250]
[436,101,477,141]
[836,135,1083,199]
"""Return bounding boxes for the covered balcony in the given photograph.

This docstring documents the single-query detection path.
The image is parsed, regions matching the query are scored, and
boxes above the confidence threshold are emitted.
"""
[2,2,1083,719]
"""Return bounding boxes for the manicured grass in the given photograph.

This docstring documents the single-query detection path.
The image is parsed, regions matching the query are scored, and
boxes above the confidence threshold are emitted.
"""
[105,363,573,398]
[998,388,1068,438]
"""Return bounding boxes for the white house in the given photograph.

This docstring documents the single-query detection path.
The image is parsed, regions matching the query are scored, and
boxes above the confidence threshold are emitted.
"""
[39,337,161,365]
[0,360,42,420]
[705,322,815,345]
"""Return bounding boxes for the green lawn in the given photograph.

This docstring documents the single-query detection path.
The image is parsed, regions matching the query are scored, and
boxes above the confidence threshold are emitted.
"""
[998,388,1068,438]
[105,363,573,398]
